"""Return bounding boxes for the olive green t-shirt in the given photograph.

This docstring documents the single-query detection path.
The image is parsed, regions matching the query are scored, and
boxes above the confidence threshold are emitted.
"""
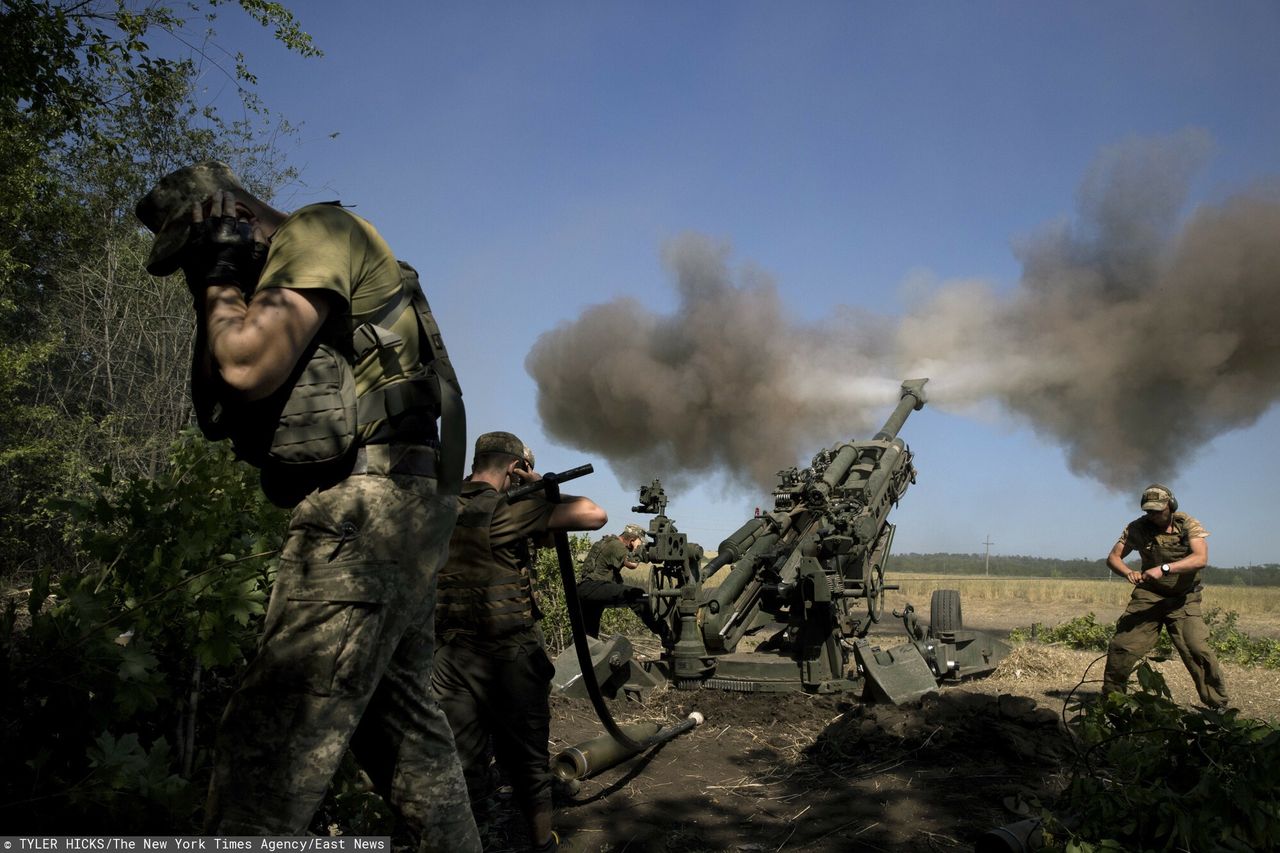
[1117,511,1208,596]
[257,203,427,443]
[580,535,630,584]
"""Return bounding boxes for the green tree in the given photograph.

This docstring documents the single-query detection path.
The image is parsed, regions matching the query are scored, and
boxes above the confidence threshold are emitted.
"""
[0,0,316,578]
[0,0,319,831]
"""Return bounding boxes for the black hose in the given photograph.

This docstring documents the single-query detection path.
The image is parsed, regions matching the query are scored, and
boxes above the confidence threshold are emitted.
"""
[512,464,688,753]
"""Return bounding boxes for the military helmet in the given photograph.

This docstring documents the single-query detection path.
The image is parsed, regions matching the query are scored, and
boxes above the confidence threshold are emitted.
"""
[622,523,646,541]
[474,431,527,459]
[1140,484,1178,512]
[136,161,248,276]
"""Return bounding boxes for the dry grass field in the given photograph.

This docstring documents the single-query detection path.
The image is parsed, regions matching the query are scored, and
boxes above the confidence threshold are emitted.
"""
[886,573,1280,639]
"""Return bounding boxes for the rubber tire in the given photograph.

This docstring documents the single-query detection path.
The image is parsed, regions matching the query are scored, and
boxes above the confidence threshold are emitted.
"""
[930,588,963,632]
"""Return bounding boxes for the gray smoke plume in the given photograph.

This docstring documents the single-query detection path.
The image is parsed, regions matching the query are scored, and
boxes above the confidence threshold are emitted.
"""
[527,131,1280,494]
[525,234,892,490]
[900,129,1280,490]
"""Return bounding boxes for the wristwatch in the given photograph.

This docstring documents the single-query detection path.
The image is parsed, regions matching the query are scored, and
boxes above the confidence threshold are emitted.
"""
[1160,563,1171,576]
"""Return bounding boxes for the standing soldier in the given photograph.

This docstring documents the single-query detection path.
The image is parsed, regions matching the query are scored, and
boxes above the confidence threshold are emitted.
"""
[1101,484,1230,709]
[136,162,479,848]
[432,432,606,852]
[576,524,672,644]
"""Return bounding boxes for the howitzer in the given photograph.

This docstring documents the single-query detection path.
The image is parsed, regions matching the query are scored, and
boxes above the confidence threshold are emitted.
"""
[680,378,929,692]
[552,378,1011,699]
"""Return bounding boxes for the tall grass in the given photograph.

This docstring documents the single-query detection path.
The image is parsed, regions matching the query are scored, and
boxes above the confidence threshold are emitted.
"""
[891,574,1280,616]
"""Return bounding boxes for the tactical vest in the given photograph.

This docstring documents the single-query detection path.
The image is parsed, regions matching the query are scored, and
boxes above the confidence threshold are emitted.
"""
[436,487,537,639]
[194,261,465,507]
[579,535,625,584]
[1137,513,1200,596]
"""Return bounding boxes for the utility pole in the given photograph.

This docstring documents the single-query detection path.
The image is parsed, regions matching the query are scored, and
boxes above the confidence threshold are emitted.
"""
[983,534,994,577]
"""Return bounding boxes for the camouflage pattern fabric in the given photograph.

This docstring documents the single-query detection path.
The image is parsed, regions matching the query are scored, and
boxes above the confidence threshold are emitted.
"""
[204,472,480,852]
[576,578,669,641]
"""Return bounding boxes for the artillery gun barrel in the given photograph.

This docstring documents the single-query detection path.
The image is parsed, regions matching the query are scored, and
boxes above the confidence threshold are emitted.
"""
[805,379,927,505]
[873,378,928,441]
[703,516,768,576]
[703,506,803,617]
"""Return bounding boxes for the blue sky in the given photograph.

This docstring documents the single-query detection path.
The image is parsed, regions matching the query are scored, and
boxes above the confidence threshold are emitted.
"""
[199,2,1280,568]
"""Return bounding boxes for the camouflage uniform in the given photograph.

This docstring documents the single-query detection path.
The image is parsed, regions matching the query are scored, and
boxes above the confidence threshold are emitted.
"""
[206,474,477,848]
[431,470,558,833]
[576,528,669,641]
[137,167,480,849]
[1102,512,1229,708]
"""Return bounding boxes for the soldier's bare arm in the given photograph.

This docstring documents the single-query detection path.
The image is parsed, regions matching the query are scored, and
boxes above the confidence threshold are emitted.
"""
[1107,539,1142,585]
[508,466,608,532]
[192,189,333,400]
[203,284,330,399]
[547,496,607,532]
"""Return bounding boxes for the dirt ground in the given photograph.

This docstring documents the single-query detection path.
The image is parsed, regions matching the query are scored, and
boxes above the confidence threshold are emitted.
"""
[484,600,1280,853]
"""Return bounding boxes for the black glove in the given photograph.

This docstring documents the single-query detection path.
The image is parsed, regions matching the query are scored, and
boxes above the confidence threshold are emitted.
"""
[182,216,268,294]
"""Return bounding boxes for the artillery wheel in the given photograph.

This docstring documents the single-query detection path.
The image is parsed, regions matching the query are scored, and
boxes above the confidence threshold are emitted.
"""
[929,589,963,633]
[866,561,886,624]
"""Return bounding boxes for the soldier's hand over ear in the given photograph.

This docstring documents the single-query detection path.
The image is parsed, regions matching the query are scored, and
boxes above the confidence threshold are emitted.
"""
[183,191,268,294]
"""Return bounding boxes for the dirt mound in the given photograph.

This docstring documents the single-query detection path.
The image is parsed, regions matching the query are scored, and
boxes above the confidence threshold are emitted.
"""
[480,643,1278,852]
[536,686,1072,853]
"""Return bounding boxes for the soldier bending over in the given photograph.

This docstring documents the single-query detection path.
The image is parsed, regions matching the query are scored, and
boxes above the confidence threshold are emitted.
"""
[576,524,672,645]
[137,162,479,848]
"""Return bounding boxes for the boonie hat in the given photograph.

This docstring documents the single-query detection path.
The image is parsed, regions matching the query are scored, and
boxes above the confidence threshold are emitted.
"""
[1140,485,1173,511]
[136,161,247,276]
[474,431,527,459]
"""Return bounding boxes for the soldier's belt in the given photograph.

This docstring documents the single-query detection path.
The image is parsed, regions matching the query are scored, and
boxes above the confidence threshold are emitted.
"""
[352,443,439,477]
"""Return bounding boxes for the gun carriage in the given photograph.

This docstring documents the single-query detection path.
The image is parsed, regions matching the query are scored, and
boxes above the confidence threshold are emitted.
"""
[563,379,1010,701]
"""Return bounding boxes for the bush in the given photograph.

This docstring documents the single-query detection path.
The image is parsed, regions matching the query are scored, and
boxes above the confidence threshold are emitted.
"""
[0,431,286,831]
[1045,664,1280,852]
[1016,609,1280,670]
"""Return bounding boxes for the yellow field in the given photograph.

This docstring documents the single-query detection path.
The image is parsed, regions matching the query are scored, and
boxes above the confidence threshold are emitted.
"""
[885,574,1280,639]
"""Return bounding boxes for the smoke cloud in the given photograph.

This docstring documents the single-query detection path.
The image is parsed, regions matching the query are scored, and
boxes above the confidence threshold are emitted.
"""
[526,131,1280,493]
[526,234,894,490]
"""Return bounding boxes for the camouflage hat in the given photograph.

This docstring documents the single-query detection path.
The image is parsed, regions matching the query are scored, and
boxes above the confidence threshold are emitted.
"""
[522,445,536,469]
[474,431,526,459]
[135,161,247,276]
[1140,484,1173,511]
[622,523,646,540]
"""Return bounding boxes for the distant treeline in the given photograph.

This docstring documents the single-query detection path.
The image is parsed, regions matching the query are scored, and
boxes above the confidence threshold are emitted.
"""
[890,552,1280,586]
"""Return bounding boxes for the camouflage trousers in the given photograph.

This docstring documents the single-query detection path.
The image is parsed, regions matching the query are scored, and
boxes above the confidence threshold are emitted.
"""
[204,473,481,852]
[1102,587,1229,708]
